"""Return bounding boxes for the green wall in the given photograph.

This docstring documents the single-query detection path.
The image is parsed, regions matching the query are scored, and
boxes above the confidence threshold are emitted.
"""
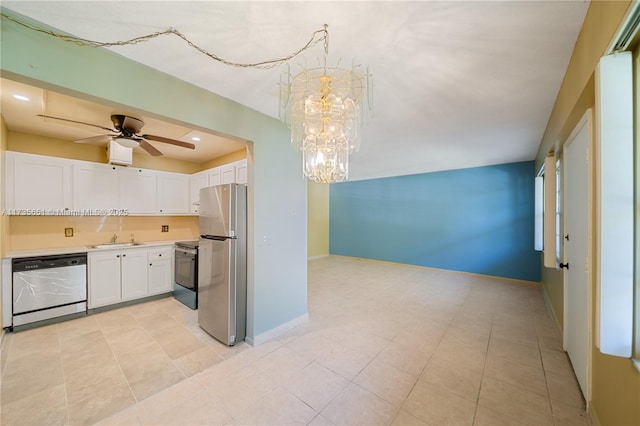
[0,9,308,341]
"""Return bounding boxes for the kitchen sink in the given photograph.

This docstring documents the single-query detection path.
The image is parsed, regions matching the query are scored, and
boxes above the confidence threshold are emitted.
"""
[89,242,145,249]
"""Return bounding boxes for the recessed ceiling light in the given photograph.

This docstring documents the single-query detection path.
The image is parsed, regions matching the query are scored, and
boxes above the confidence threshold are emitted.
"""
[13,94,30,101]
[191,136,201,142]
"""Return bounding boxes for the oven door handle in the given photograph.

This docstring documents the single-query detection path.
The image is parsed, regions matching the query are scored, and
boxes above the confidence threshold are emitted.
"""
[175,247,197,256]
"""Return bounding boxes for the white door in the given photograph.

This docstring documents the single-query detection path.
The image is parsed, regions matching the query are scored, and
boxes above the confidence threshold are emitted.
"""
[562,112,591,402]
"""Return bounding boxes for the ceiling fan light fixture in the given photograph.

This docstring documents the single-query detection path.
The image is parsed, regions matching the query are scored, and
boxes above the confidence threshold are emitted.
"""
[112,136,139,148]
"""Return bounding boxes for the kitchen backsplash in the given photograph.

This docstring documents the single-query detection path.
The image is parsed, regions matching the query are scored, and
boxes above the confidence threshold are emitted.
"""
[6,215,199,252]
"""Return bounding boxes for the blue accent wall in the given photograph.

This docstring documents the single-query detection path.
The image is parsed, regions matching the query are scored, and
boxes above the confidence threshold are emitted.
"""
[330,161,541,282]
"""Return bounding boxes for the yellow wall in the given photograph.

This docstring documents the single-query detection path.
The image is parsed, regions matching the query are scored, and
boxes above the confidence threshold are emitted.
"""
[199,149,247,170]
[6,215,198,253]
[307,181,329,258]
[534,2,639,425]
[8,131,201,174]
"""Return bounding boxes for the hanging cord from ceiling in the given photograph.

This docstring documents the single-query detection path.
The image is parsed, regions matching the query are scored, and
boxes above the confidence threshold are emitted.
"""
[0,12,328,70]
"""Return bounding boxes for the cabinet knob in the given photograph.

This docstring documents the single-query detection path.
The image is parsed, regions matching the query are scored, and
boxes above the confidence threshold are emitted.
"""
[122,254,126,257]
[159,254,162,257]
[149,263,152,266]
[116,255,120,258]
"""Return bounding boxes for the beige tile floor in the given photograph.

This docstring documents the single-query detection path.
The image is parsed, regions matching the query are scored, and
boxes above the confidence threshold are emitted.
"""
[0,256,589,425]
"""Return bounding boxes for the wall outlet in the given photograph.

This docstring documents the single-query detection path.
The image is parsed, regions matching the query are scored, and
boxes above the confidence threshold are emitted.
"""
[64,228,74,237]
[161,225,169,232]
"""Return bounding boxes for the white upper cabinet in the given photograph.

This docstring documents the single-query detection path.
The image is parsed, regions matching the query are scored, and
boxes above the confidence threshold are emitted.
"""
[235,159,248,184]
[5,152,72,211]
[157,171,190,214]
[3,152,246,215]
[189,171,209,214]
[73,162,119,210]
[220,163,236,184]
[208,168,222,187]
[119,168,157,214]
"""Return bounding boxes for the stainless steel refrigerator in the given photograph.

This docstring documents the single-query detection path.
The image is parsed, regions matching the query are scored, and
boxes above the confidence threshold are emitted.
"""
[198,183,247,346]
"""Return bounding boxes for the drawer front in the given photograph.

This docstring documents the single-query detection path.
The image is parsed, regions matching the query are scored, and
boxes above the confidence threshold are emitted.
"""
[148,249,172,261]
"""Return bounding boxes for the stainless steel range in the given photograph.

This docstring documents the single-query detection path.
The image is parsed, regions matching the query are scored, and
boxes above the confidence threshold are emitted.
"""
[174,240,198,309]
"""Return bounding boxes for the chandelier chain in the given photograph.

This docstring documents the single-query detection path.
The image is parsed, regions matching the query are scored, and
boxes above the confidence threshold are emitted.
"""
[1,12,328,70]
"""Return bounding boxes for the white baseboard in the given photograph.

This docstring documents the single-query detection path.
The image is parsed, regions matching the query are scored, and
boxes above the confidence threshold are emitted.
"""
[246,312,309,347]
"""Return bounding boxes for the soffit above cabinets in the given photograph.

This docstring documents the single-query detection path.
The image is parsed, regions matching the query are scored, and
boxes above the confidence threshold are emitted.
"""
[1,78,246,164]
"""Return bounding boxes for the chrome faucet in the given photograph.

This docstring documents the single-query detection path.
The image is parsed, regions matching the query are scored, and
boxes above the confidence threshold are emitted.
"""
[111,233,118,244]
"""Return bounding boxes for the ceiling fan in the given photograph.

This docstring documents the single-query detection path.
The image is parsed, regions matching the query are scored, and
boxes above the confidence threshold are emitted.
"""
[37,114,196,156]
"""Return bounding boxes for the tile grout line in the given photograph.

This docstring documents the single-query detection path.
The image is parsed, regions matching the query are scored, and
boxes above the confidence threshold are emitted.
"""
[96,311,144,425]
[470,303,495,425]
[534,294,559,426]
[55,323,72,425]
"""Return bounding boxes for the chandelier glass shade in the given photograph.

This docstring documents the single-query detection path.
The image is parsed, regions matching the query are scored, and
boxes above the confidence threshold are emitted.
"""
[280,60,372,184]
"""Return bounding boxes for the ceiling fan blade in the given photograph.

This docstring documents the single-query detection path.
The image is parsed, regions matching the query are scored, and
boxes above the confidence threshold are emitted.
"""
[138,139,163,156]
[141,134,196,149]
[74,134,115,144]
[37,114,117,133]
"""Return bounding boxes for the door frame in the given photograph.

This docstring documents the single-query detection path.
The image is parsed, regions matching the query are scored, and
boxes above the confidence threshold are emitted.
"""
[562,108,593,404]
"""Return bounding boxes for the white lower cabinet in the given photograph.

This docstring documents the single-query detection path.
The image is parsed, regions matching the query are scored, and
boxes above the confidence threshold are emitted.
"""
[88,251,122,308]
[148,247,173,295]
[120,249,150,301]
[89,246,173,308]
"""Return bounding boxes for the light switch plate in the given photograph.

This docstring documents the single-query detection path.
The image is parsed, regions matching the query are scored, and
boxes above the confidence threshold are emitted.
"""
[64,228,74,237]
[161,225,169,232]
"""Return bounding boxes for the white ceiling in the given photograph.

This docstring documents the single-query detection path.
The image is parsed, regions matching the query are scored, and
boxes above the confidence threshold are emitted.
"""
[1,1,589,180]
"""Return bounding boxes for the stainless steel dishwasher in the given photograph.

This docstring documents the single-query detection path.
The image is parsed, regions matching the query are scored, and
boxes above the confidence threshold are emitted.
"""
[11,253,88,328]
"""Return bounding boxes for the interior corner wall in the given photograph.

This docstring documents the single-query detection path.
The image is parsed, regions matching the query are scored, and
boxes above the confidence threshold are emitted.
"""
[0,11,307,342]
[330,161,540,282]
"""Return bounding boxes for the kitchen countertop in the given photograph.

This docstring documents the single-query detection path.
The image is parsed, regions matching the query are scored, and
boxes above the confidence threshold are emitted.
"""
[3,240,183,259]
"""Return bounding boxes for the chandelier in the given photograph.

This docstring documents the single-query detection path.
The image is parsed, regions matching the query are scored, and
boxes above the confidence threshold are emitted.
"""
[280,25,372,183]
[4,15,372,182]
